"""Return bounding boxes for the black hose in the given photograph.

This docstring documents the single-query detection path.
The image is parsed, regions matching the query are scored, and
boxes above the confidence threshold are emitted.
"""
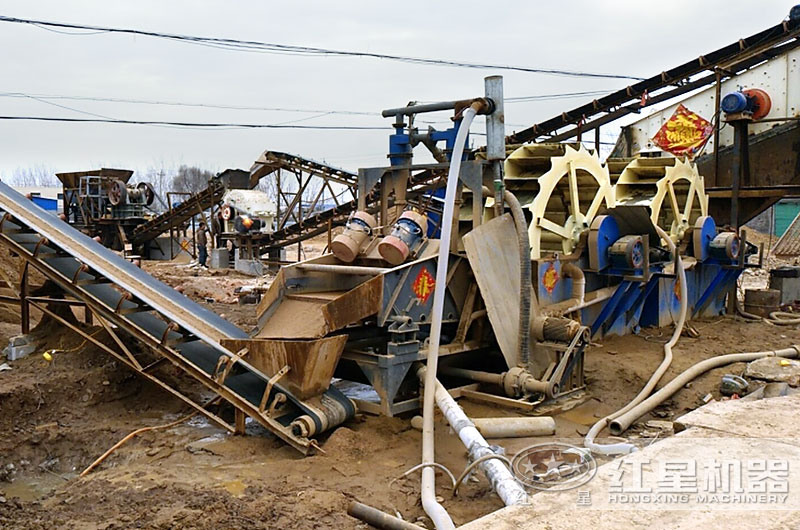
[503,190,532,369]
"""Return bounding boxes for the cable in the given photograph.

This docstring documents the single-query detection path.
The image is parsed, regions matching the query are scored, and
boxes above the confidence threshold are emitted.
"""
[0,91,379,116]
[0,15,644,81]
[388,462,457,490]
[505,90,611,103]
[80,410,198,477]
[0,115,386,130]
[0,90,616,113]
[452,454,512,497]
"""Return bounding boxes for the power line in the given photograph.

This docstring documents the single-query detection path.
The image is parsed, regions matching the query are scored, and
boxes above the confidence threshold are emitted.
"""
[0,15,645,81]
[0,91,377,116]
[0,116,386,130]
[0,89,618,118]
[506,90,611,102]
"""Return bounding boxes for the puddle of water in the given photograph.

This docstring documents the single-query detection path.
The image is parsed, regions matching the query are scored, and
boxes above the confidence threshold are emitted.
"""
[194,434,226,445]
[220,479,247,497]
[187,415,214,429]
[334,380,380,403]
[0,473,72,501]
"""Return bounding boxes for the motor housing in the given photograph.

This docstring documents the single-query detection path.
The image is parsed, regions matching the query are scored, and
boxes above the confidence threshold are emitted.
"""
[378,210,428,265]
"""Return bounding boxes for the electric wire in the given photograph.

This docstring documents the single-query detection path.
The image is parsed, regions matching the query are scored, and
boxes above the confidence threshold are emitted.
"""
[0,15,644,81]
[0,89,616,113]
[0,116,387,130]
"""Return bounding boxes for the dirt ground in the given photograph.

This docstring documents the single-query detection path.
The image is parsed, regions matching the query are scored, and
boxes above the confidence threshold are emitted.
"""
[0,234,799,529]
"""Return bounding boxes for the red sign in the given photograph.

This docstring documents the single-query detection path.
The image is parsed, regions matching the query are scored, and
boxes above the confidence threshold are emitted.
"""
[413,268,435,304]
[652,104,714,158]
[542,263,560,295]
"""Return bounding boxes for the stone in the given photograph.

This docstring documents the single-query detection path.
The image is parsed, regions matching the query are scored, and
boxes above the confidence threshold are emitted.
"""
[2,335,36,361]
[745,357,800,386]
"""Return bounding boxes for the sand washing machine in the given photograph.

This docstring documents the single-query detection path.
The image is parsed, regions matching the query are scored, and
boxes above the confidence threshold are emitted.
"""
[236,79,755,417]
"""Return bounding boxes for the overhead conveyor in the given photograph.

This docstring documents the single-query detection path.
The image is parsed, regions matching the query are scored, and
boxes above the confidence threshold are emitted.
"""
[0,180,355,455]
[131,179,225,246]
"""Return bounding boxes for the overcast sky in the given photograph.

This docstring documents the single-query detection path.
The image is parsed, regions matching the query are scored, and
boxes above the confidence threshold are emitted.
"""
[0,1,795,180]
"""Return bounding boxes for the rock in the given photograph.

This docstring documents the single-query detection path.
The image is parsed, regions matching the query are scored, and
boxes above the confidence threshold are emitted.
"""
[763,382,790,398]
[745,357,800,386]
[645,420,674,432]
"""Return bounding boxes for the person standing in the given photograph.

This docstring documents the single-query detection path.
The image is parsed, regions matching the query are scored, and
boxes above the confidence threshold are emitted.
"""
[197,221,209,268]
[211,210,223,248]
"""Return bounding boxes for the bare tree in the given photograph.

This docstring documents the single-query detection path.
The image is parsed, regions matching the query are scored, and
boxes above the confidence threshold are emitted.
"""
[172,165,215,195]
[4,165,59,187]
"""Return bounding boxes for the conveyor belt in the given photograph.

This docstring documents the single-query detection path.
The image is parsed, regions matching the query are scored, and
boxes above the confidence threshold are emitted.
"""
[131,180,225,245]
[0,180,354,454]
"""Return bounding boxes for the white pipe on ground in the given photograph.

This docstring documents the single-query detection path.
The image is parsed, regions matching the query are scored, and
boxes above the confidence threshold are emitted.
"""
[420,104,479,530]
[411,415,555,438]
[609,345,800,434]
[417,367,529,506]
[584,224,688,455]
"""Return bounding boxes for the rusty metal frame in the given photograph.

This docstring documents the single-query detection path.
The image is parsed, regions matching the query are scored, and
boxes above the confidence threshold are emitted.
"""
[0,227,313,454]
[507,17,800,145]
[29,299,236,433]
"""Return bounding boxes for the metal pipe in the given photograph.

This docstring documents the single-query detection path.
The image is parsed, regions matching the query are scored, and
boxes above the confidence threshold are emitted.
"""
[382,100,464,118]
[295,263,388,275]
[484,76,505,161]
[420,104,480,530]
[418,366,529,506]
[440,366,504,385]
[610,346,800,435]
[560,262,585,308]
[347,501,425,530]
[585,224,687,455]
[438,365,552,403]
[381,98,491,118]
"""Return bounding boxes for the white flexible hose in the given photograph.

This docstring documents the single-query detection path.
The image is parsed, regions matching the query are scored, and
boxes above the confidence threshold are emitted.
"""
[609,345,800,433]
[585,225,688,455]
[420,105,478,530]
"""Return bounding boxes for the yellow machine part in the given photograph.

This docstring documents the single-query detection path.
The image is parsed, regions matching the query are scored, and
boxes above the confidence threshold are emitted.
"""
[613,156,708,244]
[504,144,614,259]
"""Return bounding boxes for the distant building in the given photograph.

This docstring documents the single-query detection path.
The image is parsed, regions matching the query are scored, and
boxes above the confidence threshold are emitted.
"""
[11,186,62,212]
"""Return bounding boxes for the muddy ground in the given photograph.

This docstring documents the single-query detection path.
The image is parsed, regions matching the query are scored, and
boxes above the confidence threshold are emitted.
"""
[0,236,798,529]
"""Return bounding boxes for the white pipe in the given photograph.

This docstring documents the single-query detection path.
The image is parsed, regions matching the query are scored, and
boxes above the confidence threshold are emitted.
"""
[418,367,529,506]
[610,345,800,434]
[411,415,555,438]
[584,225,688,455]
[420,105,478,530]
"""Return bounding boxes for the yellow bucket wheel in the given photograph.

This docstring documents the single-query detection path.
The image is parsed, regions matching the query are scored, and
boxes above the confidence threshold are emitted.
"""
[614,157,708,245]
[504,144,614,259]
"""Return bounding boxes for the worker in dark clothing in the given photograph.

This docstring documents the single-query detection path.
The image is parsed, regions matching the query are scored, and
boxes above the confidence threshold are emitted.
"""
[197,221,209,268]
[211,211,223,248]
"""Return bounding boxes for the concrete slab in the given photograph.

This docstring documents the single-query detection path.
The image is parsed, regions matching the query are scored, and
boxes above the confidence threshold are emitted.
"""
[461,394,800,529]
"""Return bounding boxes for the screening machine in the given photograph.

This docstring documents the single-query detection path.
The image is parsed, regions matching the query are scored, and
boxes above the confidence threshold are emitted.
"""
[241,76,753,417]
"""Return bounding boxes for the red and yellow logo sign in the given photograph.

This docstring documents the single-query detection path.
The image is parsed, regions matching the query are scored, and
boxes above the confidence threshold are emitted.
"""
[652,104,713,158]
[542,263,560,294]
[413,268,435,304]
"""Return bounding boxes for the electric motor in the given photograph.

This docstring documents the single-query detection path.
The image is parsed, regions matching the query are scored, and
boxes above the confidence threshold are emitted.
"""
[608,235,644,269]
[378,210,428,266]
[331,211,377,263]
[709,232,740,260]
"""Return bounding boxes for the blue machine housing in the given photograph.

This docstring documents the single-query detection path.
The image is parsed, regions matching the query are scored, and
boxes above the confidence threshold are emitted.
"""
[536,212,747,339]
